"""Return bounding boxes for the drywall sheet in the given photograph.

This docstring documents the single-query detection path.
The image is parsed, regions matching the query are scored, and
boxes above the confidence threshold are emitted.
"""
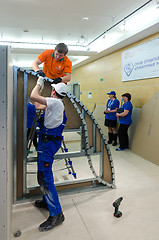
[63,97,82,129]
[128,108,141,149]
[132,91,159,165]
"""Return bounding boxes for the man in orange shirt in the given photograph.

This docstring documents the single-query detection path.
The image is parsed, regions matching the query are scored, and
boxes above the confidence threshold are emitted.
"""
[32,43,72,84]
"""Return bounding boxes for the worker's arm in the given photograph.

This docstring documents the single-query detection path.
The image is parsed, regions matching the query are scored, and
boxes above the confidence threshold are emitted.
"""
[116,110,129,117]
[53,73,71,84]
[34,101,46,111]
[61,73,71,83]
[30,78,47,106]
[30,84,47,106]
[32,58,43,72]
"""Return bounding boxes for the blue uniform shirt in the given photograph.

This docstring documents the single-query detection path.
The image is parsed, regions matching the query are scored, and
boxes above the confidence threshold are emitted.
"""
[105,98,120,120]
[119,101,133,125]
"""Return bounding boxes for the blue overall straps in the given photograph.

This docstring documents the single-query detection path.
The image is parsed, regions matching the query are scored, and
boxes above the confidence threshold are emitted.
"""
[37,112,67,216]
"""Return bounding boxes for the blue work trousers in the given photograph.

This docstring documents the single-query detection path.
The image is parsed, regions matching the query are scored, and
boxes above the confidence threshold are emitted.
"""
[37,134,62,216]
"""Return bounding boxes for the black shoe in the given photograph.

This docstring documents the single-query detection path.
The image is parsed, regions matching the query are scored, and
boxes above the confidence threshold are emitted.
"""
[108,140,112,144]
[112,141,117,146]
[39,212,65,232]
[35,200,48,210]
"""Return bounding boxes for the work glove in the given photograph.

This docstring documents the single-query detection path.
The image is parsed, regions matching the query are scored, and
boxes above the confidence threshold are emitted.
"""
[53,77,62,84]
[36,70,46,77]
[37,76,44,92]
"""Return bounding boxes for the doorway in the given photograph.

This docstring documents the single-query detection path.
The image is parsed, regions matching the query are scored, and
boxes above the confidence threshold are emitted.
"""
[68,82,80,100]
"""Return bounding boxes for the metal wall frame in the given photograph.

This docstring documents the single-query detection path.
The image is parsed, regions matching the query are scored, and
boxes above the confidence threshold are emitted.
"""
[23,72,28,195]
[13,67,18,202]
[13,68,115,200]
[0,46,8,240]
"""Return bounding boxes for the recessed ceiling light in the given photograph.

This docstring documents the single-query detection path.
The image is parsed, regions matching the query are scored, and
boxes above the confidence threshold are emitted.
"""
[83,17,88,21]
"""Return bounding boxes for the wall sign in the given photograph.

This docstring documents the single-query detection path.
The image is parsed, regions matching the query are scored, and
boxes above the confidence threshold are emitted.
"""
[88,92,92,98]
[122,38,159,81]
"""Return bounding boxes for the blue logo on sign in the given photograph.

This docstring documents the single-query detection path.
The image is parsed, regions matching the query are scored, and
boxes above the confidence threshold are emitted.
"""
[124,62,134,76]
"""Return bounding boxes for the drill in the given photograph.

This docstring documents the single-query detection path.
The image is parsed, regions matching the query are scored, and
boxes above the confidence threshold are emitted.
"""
[113,197,123,218]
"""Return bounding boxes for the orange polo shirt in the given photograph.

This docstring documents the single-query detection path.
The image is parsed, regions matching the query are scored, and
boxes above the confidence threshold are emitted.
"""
[38,49,72,79]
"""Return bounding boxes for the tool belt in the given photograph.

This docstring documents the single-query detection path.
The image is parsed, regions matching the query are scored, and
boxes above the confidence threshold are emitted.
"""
[41,134,62,142]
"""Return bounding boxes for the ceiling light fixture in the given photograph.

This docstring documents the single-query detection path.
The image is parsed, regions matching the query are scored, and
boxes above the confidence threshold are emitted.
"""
[122,18,126,31]
[77,35,87,45]
[82,17,88,21]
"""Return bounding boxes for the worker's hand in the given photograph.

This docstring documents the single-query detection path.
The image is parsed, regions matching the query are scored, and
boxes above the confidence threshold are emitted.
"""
[104,110,109,114]
[37,76,44,92]
[53,77,62,84]
[36,70,46,77]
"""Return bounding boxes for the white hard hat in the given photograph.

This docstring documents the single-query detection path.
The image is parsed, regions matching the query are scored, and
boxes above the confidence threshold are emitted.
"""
[51,83,68,97]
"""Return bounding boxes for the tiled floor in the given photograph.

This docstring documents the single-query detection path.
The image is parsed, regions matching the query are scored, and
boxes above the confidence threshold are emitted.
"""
[12,146,159,240]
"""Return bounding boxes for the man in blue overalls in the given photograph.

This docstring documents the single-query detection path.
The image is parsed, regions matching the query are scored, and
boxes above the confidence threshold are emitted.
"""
[30,77,67,232]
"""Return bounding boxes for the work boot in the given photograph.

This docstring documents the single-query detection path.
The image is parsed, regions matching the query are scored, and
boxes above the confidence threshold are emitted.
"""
[39,212,65,232]
[35,200,48,210]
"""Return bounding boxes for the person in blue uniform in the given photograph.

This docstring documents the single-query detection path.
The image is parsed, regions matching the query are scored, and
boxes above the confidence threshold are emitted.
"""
[104,91,120,146]
[27,100,37,151]
[30,77,68,232]
[116,93,133,151]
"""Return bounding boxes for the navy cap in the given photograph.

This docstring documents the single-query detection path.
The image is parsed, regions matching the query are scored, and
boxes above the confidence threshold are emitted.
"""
[107,91,116,95]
